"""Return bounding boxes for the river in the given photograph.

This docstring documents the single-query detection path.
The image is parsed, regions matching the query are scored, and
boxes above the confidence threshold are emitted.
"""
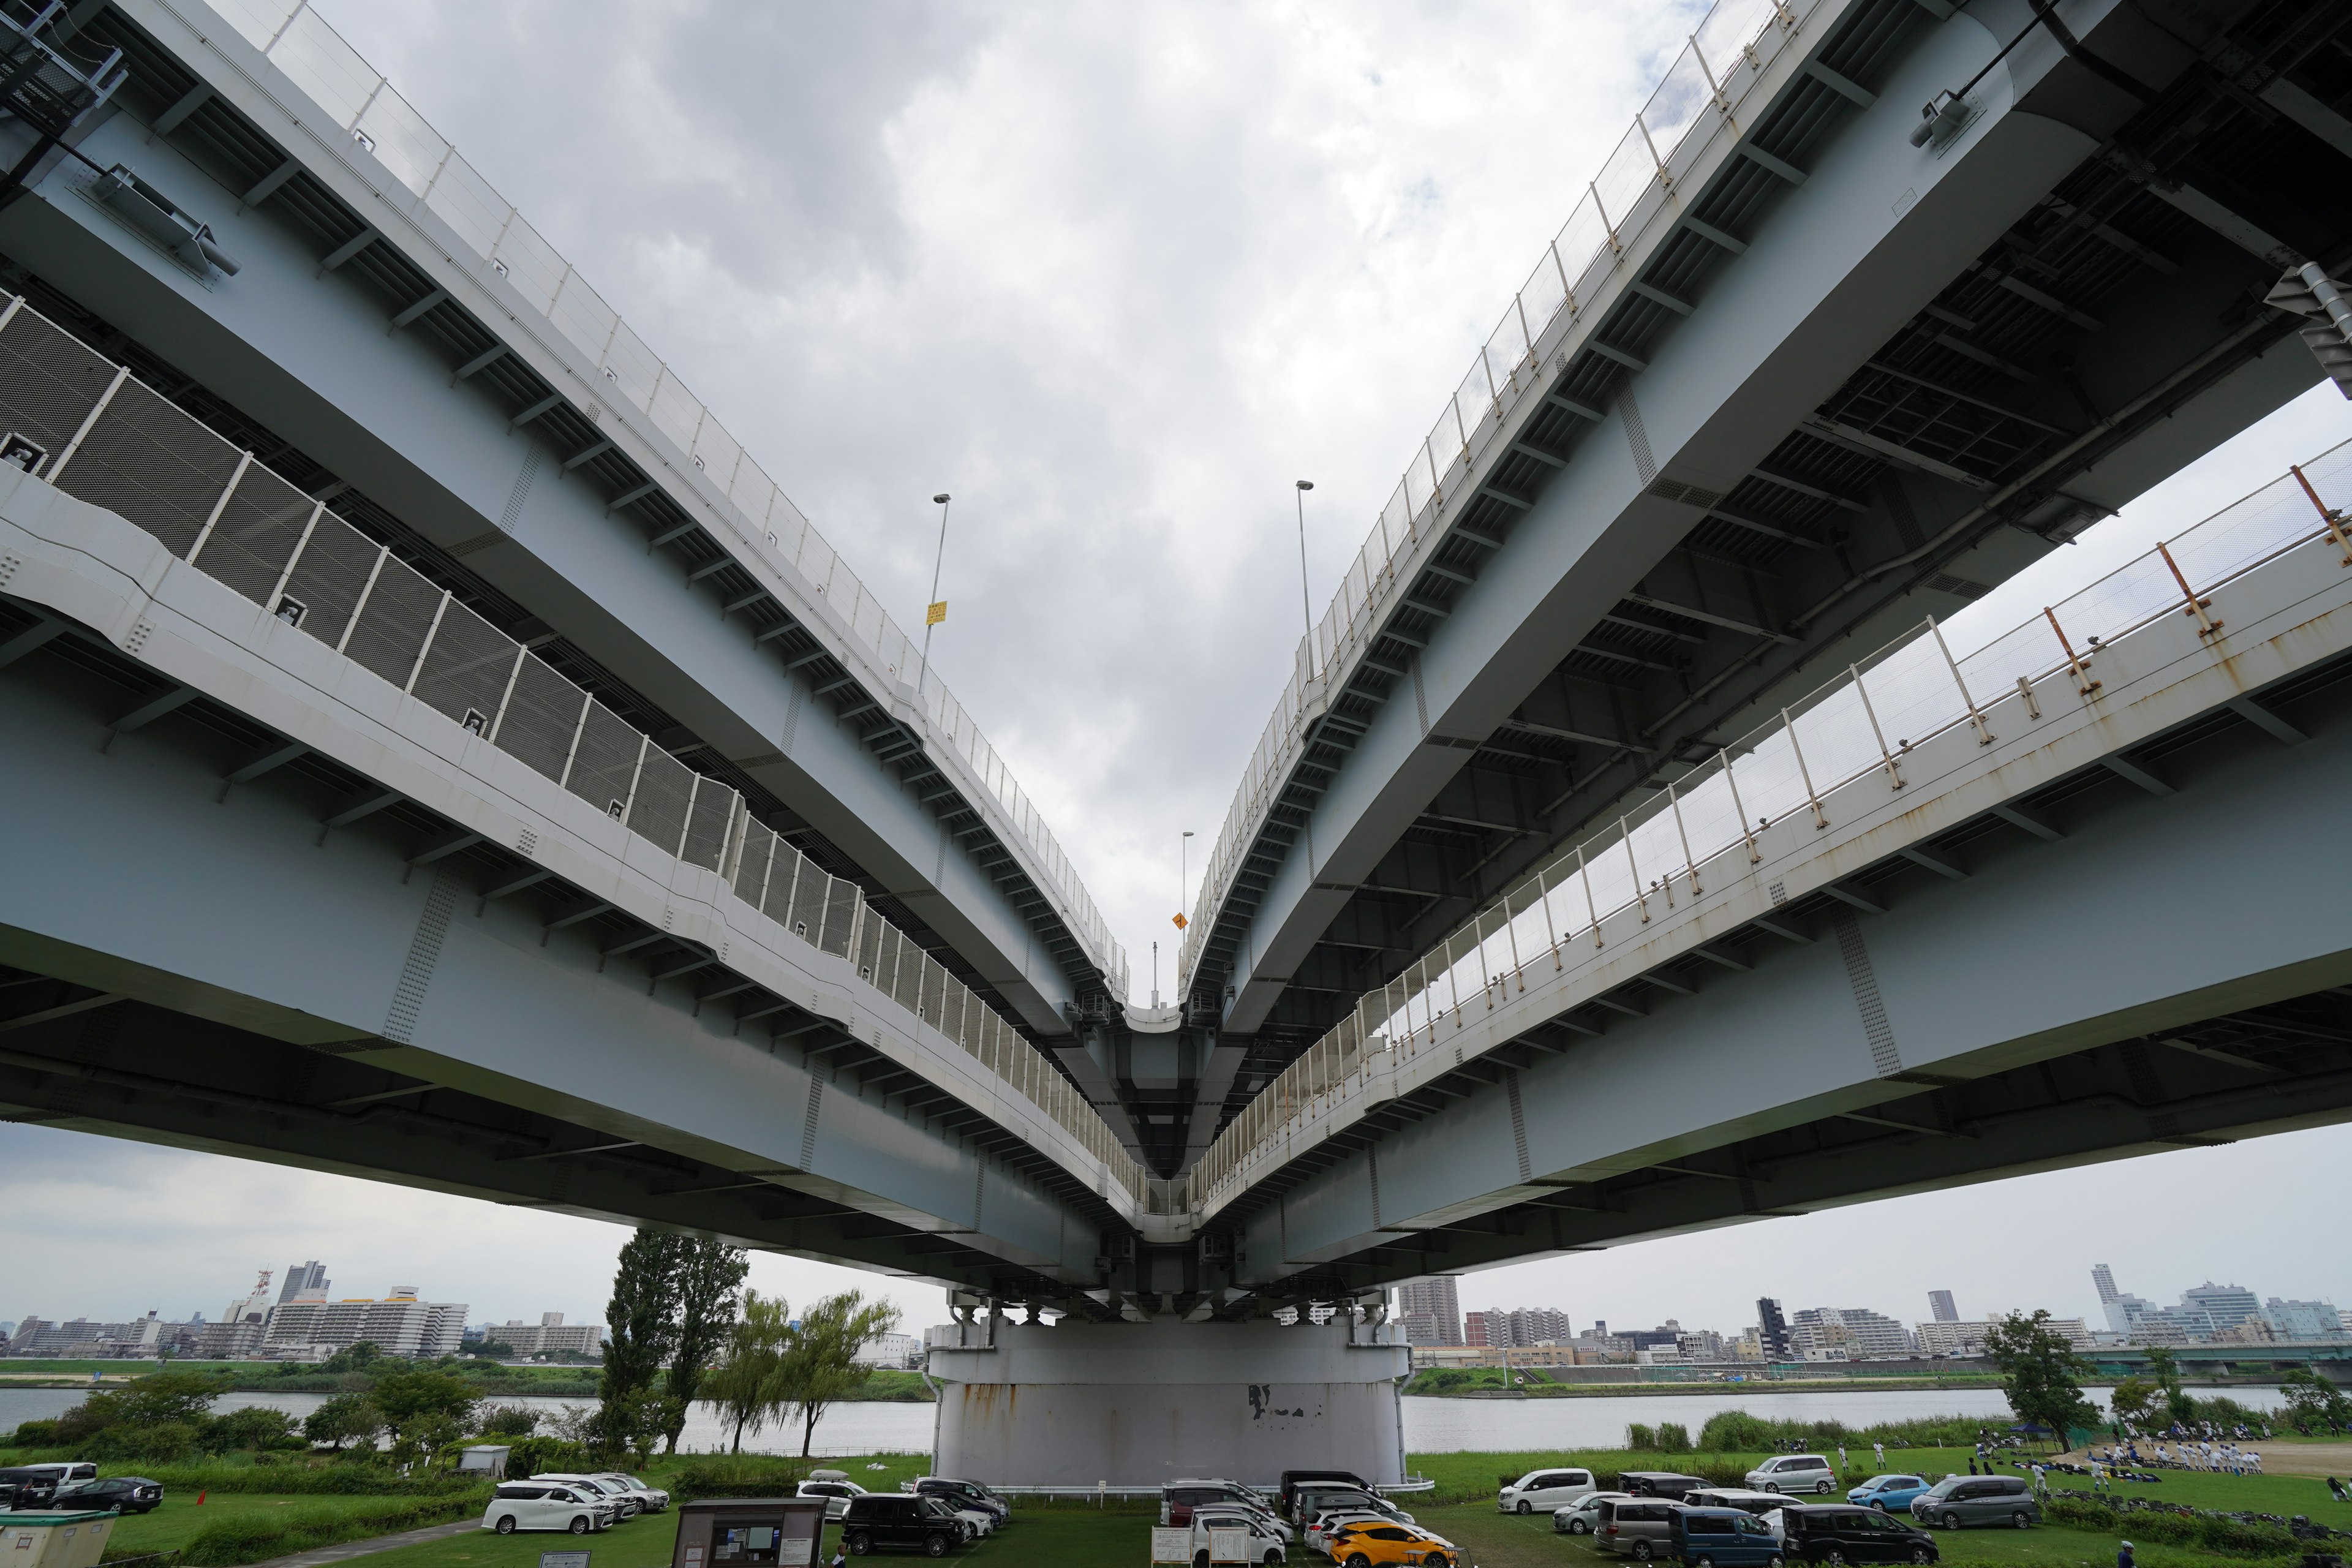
[0,1384,2292,1459]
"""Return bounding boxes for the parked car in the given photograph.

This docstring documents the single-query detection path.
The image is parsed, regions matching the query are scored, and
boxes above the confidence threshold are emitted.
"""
[801,1477,870,1521]
[533,1474,639,1518]
[0,1469,62,1509]
[1668,1505,1786,1566]
[1278,1470,1368,1521]
[1498,1466,1597,1514]
[1164,1478,1273,1529]
[1846,1476,1928,1514]
[1620,1473,1709,1501]
[1744,1456,1839,1496]
[1300,1491,1410,1545]
[17,1464,97,1490]
[1779,1503,1940,1562]
[1323,1521,1458,1568]
[839,1492,963,1556]
[592,1472,669,1512]
[1684,1490,1792,1531]
[53,1477,164,1514]
[1906,1475,2037,1532]
[913,1478,1006,1529]
[1554,1491,1630,1536]
[1307,1509,1405,1551]
[482,1481,614,1535]
[1189,1505,1286,1566]
[1593,1497,1679,1559]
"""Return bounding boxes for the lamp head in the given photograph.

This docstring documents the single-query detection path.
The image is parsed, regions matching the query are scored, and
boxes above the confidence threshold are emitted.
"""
[933,492,951,504]
[1295,480,1313,491]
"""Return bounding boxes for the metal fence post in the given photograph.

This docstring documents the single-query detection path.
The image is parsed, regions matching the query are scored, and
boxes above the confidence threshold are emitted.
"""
[336,545,389,654]
[556,690,592,789]
[1928,615,1994,744]
[184,451,254,566]
[1579,843,1602,947]
[1782,708,1828,829]
[1622,818,1649,922]
[1668,780,1701,895]
[484,644,527,744]
[46,365,130,484]
[2043,606,2101,695]
[1719,747,1760,863]
[619,734,650,829]
[403,590,453,694]
[674,772,700,860]
[0,295,23,337]
[1851,663,1903,788]
[263,500,326,618]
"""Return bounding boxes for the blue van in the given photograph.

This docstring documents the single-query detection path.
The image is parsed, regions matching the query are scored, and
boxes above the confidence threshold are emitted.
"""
[1668,1506,1784,1566]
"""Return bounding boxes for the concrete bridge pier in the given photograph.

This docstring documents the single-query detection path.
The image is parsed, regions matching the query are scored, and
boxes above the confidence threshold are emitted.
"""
[925,1311,1411,1488]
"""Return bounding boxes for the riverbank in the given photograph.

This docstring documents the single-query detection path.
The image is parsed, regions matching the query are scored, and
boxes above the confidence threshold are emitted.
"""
[0,1362,929,1401]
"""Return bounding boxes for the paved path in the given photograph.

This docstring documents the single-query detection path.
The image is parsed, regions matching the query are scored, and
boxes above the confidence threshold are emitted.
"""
[243,1517,480,1568]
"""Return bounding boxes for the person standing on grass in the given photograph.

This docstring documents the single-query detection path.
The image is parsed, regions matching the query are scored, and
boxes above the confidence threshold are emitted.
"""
[1838,1444,1849,1474]
[2117,1540,2136,1568]
[1873,1441,1885,1471]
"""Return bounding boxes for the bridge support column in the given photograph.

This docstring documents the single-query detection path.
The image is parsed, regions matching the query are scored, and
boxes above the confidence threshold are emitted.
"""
[926,1314,1411,1487]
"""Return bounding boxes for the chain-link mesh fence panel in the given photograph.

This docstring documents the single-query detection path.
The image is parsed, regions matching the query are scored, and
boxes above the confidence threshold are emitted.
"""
[55,379,243,559]
[192,465,314,608]
[761,844,805,924]
[854,910,884,982]
[891,933,922,1011]
[565,701,643,820]
[494,653,586,783]
[628,748,696,857]
[680,780,736,871]
[818,878,858,955]
[786,867,829,941]
[918,957,948,1025]
[0,311,112,459]
[412,597,519,733]
[278,514,382,650]
[342,556,444,689]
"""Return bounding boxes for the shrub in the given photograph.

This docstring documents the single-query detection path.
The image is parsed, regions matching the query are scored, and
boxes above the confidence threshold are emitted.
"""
[504,1436,590,1480]
[2045,1495,2119,1531]
[6,1420,62,1448]
[180,1492,484,1566]
[1626,1423,1656,1451]
[477,1404,540,1438]
[1696,1411,1777,1452]
[673,1456,813,1501]
[1654,1422,1691,1453]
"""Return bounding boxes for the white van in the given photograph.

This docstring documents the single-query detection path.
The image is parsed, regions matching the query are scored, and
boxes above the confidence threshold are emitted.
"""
[482,1481,614,1535]
[1744,1454,1839,1495]
[1498,1466,1597,1514]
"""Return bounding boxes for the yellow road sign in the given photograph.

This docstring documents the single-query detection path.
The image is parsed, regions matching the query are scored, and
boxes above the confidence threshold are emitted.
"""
[926,601,948,625]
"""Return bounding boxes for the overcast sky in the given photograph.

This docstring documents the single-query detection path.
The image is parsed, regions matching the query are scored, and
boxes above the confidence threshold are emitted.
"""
[5,1,2349,1342]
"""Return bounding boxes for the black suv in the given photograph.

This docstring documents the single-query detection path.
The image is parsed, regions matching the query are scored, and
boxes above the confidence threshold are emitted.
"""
[1780,1503,1940,1564]
[840,1494,962,1557]
[55,1477,165,1514]
[0,1469,59,1509]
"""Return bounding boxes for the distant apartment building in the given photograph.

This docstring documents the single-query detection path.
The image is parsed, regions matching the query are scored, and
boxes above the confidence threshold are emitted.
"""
[265,1287,467,1358]
[2264,1298,2346,1340]
[1920,1317,2093,1354]
[1792,1306,1913,1359]
[1928,1290,1959,1323]
[4,1312,196,1358]
[279,1261,330,1302]
[2092,1267,2285,1344]
[484,1313,605,1357]
[1464,1308,1572,1348]
[1756,1298,1793,1360]
[2179,1282,2263,1334]
[1395,1278,1463,1347]
[854,1332,922,1370]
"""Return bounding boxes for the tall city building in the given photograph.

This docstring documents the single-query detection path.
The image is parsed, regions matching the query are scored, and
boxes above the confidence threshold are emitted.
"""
[1756,1297,1792,1360]
[1928,1290,1959,1323]
[2263,1298,2346,1340]
[2179,1282,2263,1334]
[1791,1306,1913,1359]
[1464,1307,1572,1348]
[2092,1264,2120,1305]
[279,1261,330,1302]
[1394,1278,1463,1347]
[264,1286,466,1358]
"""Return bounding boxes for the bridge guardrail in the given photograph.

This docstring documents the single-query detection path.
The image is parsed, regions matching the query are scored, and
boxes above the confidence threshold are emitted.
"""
[0,294,1150,1204]
[166,0,1126,1000]
[1188,439,2352,1208]
[1183,0,1828,987]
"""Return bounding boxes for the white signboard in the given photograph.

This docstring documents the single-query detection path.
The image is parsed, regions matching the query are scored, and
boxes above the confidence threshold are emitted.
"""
[1149,1526,1193,1563]
[1208,1527,1252,1563]
[778,1537,813,1567]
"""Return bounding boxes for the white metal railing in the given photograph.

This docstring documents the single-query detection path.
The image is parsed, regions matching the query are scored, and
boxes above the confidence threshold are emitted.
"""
[1185,440,2352,1207]
[0,295,1149,1203]
[1183,0,1834,986]
[167,0,1126,1000]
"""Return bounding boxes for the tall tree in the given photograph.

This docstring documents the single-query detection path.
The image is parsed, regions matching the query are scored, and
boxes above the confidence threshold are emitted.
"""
[706,1290,795,1453]
[597,1228,683,1459]
[662,1237,751,1453]
[1984,1310,2098,1450]
[780,1291,902,1457]
[2143,1345,2197,1427]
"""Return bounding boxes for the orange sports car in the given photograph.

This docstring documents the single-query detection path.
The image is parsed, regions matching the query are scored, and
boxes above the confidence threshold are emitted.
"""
[1324,1521,1459,1568]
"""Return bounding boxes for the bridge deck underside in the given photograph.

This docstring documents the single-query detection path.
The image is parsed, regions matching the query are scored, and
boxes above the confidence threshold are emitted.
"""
[1223,646,2352,1298]
[1189,0,2352,1156]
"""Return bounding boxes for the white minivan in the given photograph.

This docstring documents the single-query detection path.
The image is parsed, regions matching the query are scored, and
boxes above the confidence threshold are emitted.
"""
[483,1481,615,1535]
[1498,1467,1597,1514]
[1744,1454,1839,1495]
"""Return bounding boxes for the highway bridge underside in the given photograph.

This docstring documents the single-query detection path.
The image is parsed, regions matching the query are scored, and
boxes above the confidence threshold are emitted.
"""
[1201,0,2352,1110]
[1231,650,2352,1298]
[0,598,1117,1304]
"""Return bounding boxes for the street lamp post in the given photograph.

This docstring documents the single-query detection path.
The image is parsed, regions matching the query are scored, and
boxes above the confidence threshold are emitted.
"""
[1294,480,1315,674]
[918,492,951,694]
